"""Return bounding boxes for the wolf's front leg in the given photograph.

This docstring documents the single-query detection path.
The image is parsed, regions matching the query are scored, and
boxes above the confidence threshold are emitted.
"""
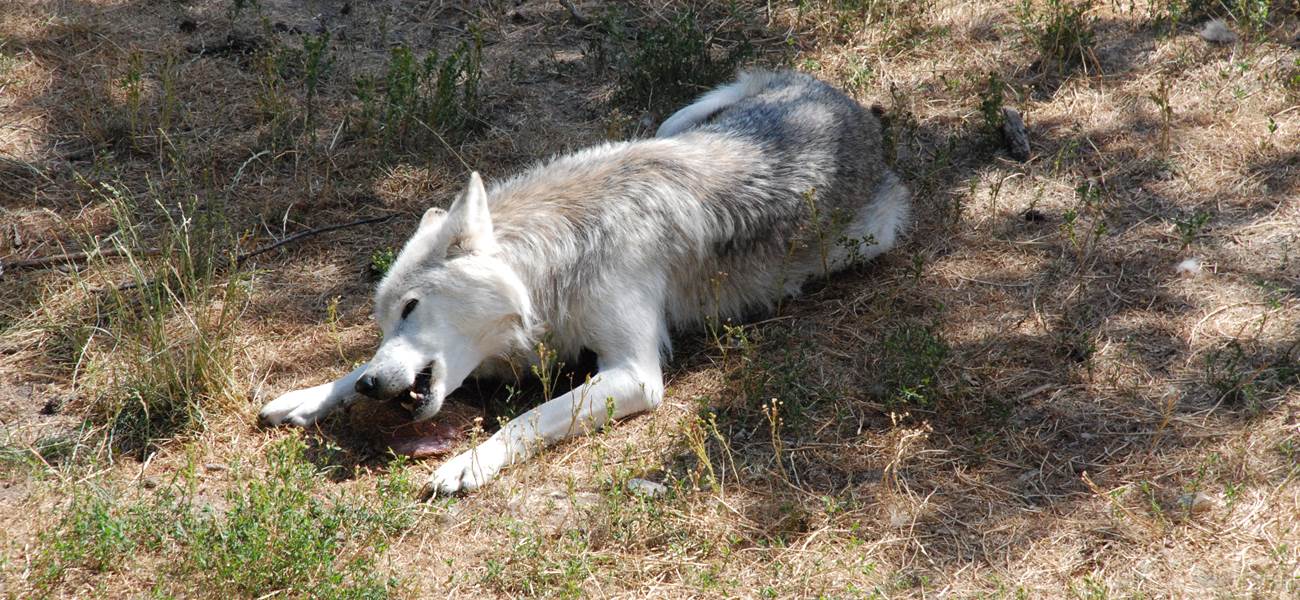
[259,363,368,427]
[426,359,664,495]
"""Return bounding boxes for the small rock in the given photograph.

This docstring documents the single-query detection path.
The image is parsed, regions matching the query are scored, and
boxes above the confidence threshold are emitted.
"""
[204,462,227,472]
[627,478,667,498]
[1001,107,1031,162]
[1199,19,1237,45]
[1178,492,1216,513]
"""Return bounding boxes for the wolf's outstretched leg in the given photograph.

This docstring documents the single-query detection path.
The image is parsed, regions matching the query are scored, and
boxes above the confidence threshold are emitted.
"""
[259,363,368,427]
[426,338,665,495]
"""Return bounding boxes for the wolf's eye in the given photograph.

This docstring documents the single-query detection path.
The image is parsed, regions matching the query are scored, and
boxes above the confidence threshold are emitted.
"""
[401,299,419,319]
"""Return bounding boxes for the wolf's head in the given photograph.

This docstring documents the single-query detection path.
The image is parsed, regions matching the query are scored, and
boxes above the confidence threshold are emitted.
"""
[358,172,533,420]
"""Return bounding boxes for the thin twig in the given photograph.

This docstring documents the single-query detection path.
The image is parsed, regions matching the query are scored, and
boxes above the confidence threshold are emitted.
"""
[2,247,162,271]
[235,214,395,266]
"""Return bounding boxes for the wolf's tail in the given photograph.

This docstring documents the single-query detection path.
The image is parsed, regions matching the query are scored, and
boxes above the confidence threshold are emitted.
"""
[656,71,776,138]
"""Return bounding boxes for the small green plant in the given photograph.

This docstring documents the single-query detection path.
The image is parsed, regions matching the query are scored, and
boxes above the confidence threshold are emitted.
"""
[978,73,1006,137]
[480,525,601,598]
[353,35,482,157]
[1149,76,1173,158]
[1153,0,1276,36]
[369,247,397,277]
[1286,57,1300,97]
[253,47,296,150]
[301,31,333,140]
[1203,341,1259,410]
[876,324,949,408]
[1059,180,1108,265]
[1016,0,1096,72]
[119,51,145,143]
[1175,211,1211,250]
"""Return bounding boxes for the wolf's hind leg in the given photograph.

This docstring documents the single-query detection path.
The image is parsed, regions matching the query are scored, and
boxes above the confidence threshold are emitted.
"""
[258,363,368,427]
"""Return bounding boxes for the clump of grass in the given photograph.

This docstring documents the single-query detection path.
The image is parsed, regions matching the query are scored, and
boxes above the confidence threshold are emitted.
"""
[1015,0,1096,72]
[601,9,752,113]
[35,436,418,598]
[875,324,949,408]
[74,182,246,456]
[352,35,483,158]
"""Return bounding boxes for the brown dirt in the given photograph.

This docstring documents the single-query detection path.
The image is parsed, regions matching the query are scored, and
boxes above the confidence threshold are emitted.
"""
[2,0,1298,598]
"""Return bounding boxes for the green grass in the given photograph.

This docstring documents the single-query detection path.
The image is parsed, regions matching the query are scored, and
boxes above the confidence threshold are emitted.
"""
[72,182,246,457]
[35,436,418,598]
[369,247,397,278]
[876,323,950,409]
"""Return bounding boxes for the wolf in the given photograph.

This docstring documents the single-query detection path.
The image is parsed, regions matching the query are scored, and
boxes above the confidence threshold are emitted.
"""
[259,70,910,495]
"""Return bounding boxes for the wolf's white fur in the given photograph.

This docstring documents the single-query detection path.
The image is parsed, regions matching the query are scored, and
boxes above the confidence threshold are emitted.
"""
[259,71,910,495]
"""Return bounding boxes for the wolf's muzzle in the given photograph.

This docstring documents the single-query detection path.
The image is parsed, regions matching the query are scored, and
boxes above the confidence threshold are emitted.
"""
[355,374,383,399]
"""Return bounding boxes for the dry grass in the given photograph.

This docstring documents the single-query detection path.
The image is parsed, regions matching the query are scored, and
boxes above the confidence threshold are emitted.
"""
[2,0,1298,597]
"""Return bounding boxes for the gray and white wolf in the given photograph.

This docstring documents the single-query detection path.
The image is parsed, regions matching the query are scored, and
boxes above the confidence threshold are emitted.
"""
[259,70,910,495]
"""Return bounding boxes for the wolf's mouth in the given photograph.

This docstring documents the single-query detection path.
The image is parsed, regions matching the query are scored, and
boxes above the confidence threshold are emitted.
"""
[398,363,435,412]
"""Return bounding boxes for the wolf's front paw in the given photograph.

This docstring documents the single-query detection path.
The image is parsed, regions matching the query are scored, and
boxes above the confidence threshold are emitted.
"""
[424,442,508,496]
[258,388,333,427]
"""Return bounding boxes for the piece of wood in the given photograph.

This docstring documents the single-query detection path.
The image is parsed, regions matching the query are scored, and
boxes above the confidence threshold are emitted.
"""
[234,214,395,266]
[2,247,161,270]
[1001,107,1031,162]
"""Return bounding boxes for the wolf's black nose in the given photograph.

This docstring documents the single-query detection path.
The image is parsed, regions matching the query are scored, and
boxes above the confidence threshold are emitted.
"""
[355,374,380,398]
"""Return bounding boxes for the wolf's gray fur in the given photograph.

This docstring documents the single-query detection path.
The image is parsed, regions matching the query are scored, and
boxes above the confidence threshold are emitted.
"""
[259,70,910,495]
[481,70,907,363]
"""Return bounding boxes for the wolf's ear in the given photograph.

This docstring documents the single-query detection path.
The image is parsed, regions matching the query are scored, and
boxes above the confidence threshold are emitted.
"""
[445,171,495,253]
[419,207,448,231]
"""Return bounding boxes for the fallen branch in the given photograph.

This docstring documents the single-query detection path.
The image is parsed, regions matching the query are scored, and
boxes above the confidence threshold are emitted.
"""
[1,247,162,273]
[235,214,395,266]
